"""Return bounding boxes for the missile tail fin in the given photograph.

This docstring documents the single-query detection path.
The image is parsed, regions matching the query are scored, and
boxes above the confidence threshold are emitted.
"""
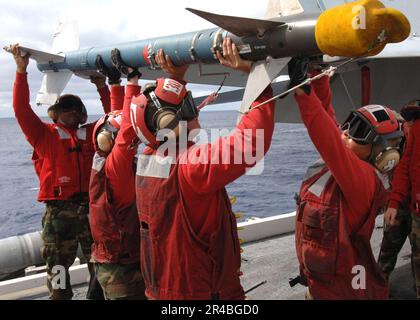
[3,45,65,64]
[51,21,80,54]
[36,71,73,106]
[186,8,284,37]
[34,22,79,106]
[237,57,290,121]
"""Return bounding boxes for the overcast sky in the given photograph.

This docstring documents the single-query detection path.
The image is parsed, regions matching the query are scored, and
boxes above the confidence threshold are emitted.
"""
[0,0,266,118]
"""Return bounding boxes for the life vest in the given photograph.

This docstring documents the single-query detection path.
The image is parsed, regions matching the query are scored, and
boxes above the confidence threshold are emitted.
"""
[135,152,244,300]
[37,123,95,201]
[89,153,140,264]
[295,160,389,300]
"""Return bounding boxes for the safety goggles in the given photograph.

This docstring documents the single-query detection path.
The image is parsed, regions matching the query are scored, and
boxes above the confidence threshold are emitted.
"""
[150,90,198,122]
[341,112,377,145]
[177,91,199,121]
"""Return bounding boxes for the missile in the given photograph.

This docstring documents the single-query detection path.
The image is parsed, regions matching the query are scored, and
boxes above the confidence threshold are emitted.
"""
[4,0,410,106]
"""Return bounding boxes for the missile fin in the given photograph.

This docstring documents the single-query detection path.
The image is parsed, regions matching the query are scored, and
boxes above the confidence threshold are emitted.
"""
[186,8,284,37]
[36,71,73,106]
[238,57,290,120]
[3,45,65,64]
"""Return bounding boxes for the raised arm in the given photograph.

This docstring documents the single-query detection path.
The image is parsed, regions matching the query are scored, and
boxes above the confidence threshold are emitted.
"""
[90,75,111,114]
[10,44,48,150]
[295,89,376,227]
[179,38,275,193]
[309,71,338,125]
[105,70,140,209]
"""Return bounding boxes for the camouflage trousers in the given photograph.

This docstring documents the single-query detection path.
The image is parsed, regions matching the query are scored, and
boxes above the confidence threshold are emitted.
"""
[41,200,94,300]
[95,262,146,300]
[378,210,420,299]
[412,213,420,299]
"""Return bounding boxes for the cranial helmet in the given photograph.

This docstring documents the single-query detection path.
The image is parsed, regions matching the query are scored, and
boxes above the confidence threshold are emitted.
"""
[130,78,198,148]
[48,94,88,124]
[92,110,122,153]
[341,105,404,173]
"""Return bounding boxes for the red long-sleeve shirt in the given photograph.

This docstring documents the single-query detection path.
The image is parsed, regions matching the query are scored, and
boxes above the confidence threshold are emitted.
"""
[13,72,111,149]
[109,85,125,111]
[105,84,140,210]
[295,78,378,232]
[389,120,420,210]
[172,86,275,242]
[13,72,111,200]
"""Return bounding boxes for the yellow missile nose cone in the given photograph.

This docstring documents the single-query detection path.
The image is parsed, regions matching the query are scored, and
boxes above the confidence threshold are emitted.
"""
[315,0,411,57]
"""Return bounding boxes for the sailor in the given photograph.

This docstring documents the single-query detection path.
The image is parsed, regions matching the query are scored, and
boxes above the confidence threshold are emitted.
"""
[378,111,413,285]
[88,51,147,300]
[10,43,112,300]
[384,100,420,299]
[290,57,403,299]
[130,38,276,300]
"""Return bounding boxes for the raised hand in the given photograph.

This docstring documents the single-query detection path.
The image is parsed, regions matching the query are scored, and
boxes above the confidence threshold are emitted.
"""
[216,37,252,74]
[156,49,188,80]
[9,44,30,73]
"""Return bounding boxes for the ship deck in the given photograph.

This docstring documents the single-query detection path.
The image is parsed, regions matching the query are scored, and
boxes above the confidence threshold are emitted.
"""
[14,216,417,300]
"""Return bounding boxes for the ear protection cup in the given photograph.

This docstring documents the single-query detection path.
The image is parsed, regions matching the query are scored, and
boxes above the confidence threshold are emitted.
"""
[374,148,400,173]
[155,110,180,138]
[97,130,114,153]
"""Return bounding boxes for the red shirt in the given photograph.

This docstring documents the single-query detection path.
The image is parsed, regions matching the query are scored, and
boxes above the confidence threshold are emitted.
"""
[389,120,420,210]
[13,72,110,201]
[105,84,140,209]
[295,78,379,233]
[175,86,275,242]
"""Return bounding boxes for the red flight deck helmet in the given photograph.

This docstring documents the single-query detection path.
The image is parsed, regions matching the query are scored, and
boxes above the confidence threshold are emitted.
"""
[341,105,404,173]
[130,78,198,149]
[92,110,122,153]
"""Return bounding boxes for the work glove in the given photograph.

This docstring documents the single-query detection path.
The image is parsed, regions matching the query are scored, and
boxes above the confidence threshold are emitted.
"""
[287,57,311,95]
[111,48,142,81]
[95,54,121,85]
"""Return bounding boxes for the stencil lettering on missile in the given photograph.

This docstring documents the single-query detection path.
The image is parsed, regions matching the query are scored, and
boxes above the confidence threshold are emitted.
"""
[237,44,252,54]
[265,0,304,19]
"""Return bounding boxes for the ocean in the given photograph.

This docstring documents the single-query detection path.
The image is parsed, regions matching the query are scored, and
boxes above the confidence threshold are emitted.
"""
[0,111,318,239]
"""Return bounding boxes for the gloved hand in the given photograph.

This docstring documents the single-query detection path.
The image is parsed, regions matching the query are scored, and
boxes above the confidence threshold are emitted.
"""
[288,57,311,95]
[95,54,121,85]
[111,48,142,81]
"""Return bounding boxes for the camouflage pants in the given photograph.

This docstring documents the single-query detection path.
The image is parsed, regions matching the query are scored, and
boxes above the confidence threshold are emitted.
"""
[412,213,420,299]
[41,201,94,300]
[378,209,412,278]
[378,210,420,299]
[95,262,146,300]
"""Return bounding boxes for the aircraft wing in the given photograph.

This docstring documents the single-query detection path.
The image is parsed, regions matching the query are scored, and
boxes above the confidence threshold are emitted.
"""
[196,51,420,124]
[370,37,420,59]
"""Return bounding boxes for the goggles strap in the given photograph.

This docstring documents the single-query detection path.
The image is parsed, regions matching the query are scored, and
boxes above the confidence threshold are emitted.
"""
[149,91,163,110]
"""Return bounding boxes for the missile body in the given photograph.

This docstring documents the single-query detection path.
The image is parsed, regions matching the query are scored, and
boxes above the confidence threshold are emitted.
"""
[37,16,320,74]
[35,0,410,75]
